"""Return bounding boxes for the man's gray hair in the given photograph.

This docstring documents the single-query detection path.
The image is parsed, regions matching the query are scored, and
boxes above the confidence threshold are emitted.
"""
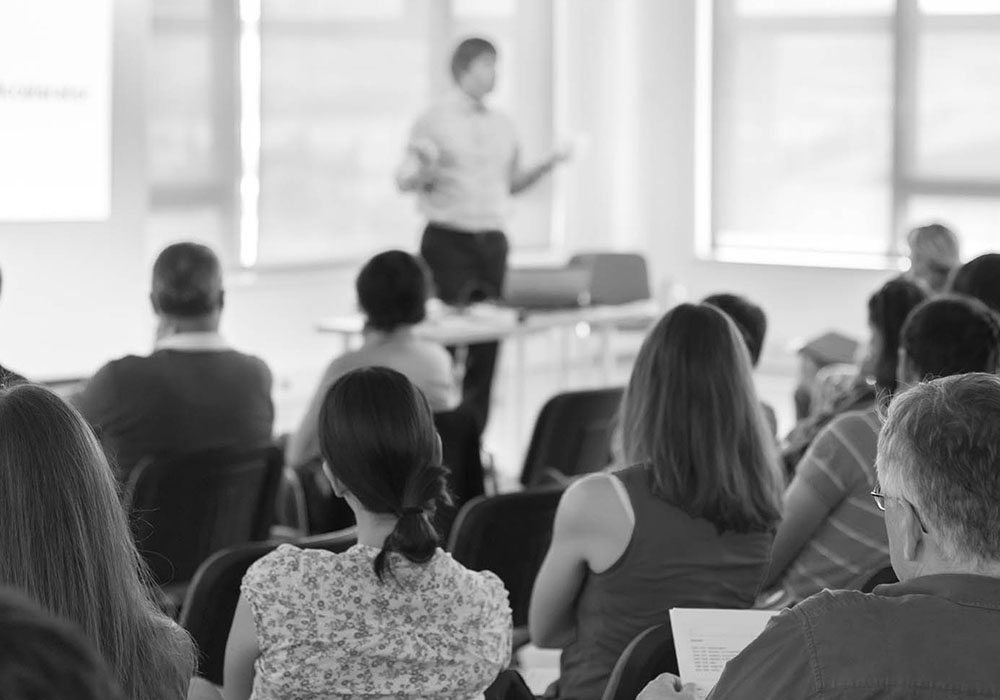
[877,373,1000,564]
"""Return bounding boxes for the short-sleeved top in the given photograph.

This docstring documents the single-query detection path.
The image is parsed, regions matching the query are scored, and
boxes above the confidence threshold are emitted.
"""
[242,543,512,700]
[407,90,518,232]
[286,328,458,467]
[710,574,1000,700]
[74,338,274,480]
[779,407,888,602]
[556,464,774,700]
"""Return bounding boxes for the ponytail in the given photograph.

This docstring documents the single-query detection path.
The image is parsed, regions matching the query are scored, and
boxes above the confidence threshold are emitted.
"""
[373,462,453,582]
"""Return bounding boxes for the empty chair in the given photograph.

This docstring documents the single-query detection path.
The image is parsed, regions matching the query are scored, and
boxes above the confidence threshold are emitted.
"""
[569,252,651,306]
[179,528,357,686]
[447,486,565,630]
[520,388,624,487]
[433,405,488,539]
[601,624,678,700]
[126,444,284,599]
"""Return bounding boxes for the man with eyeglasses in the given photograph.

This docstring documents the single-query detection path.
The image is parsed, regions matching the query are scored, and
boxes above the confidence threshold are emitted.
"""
[642,371,1000,699]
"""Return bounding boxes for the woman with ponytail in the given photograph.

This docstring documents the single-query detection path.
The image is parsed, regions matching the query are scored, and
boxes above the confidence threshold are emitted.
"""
[224,367,511,700]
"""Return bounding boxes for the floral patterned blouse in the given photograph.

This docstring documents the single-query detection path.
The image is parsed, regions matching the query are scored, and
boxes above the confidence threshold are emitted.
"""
[241,543,512,700]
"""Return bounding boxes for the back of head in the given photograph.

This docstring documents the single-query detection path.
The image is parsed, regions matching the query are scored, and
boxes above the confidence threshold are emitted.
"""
[702,293,767,366]
[318,367,450,581]
[356,250,428,332]
[151,242,224,318]
[949,253,1000,315]
[878,373,1000,567]
[867,276,929,394]
[620,303,782,533]
[450,36,497,81]
[899,295,1000,380]
[0,587,123,700]
[0,384,194,700]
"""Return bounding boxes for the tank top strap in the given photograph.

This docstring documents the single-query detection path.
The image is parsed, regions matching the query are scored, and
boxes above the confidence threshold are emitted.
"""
[605,472,636,528]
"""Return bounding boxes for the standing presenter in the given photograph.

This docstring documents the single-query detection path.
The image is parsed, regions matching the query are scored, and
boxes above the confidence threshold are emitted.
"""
[396,36,569,434]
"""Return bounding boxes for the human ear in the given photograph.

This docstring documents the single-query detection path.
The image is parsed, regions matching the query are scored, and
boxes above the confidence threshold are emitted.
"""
[900,499,924,562]
[322,461,348,498]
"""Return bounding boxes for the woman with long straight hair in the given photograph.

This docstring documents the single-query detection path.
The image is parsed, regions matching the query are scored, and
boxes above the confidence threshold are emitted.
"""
[0,384,195,700]
[225,367,511,700]
[529,303,784,700]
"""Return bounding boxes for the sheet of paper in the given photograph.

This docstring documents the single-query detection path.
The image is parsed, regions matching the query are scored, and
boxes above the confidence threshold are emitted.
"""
[669,608,780,699]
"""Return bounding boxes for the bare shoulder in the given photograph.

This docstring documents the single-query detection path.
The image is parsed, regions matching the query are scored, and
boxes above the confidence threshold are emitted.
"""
[559,473,628,529]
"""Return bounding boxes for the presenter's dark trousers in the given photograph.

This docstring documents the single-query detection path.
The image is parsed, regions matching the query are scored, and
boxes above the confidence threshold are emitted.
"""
[420,223,508,435]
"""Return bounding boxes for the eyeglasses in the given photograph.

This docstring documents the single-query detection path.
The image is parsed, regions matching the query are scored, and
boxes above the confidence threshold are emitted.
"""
[871,482,928,533]
[870,486,887,512]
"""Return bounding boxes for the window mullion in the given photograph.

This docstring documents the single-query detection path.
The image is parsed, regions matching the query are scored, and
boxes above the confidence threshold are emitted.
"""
[891,0,919,256]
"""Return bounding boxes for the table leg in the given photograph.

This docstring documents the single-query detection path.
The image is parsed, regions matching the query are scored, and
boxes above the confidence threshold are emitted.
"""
[599,323,615,383]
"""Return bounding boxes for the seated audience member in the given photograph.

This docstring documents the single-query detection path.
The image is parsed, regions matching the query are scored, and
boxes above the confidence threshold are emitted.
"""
[0,384,195,700]
[286,249,458,468]
[74,243,274,479]
[528,303,783,700]
[0,266,25,387]
[765,295,1000,603]
[0,588,124,700]
[949,252,1000,315]
[225,367,510,700]
[642,372,1000,700]
[702,292,777,436]
[906,222,960,294]
[781,277,927,473]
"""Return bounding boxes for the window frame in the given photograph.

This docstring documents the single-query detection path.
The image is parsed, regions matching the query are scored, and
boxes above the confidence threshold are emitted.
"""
[700,0,1000,270]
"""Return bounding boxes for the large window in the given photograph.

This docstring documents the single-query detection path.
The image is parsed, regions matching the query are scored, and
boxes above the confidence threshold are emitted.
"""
[149,0,556,269]
[706,0,1000,266]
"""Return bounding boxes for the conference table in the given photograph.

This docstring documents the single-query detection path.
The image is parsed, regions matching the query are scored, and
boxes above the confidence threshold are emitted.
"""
[316,299,661,446]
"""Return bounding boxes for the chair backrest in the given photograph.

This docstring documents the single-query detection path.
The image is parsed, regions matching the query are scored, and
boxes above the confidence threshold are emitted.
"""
[126,445,284,587]
[569,252,651,306]
[179,528,357,685]
[520,387,624,487]
[295,457,357,535]
[601,623,678,700]
[433,406,486,539]
[860,565,898,593]
[447,487,565,628]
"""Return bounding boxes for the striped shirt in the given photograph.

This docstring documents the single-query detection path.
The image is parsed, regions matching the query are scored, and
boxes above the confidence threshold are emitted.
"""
[781,407,889,601]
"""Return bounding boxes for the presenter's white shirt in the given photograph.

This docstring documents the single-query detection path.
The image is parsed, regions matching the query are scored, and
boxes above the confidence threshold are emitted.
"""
[406,90,518,232]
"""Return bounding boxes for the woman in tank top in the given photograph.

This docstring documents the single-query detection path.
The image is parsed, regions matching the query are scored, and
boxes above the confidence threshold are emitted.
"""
[529,303,784,700]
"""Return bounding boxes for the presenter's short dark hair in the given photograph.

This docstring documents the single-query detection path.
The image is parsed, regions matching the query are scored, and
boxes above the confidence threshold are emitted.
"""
[357,250,429,332]
[151,243,223,317]
[703,293,767,366]
[450,37,497,81]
